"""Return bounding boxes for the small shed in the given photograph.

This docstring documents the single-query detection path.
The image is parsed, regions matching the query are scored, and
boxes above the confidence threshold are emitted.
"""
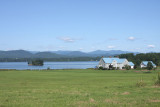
[140,61,156,68]
[128,62,134,69]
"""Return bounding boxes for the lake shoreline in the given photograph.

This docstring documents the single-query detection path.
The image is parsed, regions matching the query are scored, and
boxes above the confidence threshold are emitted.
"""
[0,61,98,70]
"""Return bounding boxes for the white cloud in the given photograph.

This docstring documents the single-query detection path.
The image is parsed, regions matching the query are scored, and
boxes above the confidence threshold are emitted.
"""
[59,37,75,42]
[128,36,135,41]
[79,48,83,50]
[107,45,115,49]
[147,45,155,48]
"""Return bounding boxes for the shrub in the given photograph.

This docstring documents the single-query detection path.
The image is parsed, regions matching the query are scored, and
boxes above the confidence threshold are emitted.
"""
[98,66,104,70]
[103,68,108,70]
[135,66,143,70]
[124,65,131,70]
[117,67,120,70]
[153,67,157,71]
[136,79,146,87]
[155,72,160,86]
[112,67,116,70]
[47,67,50,70]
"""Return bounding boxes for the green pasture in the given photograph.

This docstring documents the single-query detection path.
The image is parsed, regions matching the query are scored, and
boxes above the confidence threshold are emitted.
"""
[0,69,160,107]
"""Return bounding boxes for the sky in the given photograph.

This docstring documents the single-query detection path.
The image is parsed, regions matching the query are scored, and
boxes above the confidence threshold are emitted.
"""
[0,0,160,52]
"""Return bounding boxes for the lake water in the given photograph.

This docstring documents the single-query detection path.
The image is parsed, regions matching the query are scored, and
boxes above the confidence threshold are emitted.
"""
[0,61,99,70]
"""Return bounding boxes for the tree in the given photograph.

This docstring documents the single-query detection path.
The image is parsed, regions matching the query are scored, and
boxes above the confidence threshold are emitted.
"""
[147,62,153,70]
[32,59,44,66]
[134,65,137,69]
[109,64,113,70]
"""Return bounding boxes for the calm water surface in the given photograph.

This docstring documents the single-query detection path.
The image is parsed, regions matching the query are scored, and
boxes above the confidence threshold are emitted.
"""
[0,61,99,70]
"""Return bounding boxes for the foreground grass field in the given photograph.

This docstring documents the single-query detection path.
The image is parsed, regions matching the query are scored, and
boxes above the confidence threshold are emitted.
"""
[0,69,160,107]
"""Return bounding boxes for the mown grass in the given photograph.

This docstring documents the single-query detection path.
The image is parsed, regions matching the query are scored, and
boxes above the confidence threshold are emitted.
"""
[0,69,160,107]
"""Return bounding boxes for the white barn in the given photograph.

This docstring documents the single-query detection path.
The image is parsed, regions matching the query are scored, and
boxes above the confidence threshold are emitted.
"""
[140,61,156,68]
[98,57,132,69]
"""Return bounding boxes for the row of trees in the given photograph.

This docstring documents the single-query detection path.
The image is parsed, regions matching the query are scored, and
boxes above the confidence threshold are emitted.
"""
[119,53,160,67]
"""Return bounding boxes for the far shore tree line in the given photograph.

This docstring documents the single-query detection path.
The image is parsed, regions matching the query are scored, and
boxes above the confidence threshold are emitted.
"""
[0,53,159,68]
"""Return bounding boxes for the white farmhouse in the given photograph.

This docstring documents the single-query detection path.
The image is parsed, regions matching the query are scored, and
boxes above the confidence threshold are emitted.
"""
[98,57,130,69]
[140,61,156,68]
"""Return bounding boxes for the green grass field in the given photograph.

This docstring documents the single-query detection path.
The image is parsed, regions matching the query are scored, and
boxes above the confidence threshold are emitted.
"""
[0,69,160,107]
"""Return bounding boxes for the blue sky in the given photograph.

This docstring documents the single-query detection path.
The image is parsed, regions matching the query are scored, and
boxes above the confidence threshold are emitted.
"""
[0,0,160,52]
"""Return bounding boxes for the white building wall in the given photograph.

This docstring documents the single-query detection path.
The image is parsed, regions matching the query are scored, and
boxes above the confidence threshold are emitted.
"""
[131,66,134,69]
[98,58,104,67]
[117,64,123,69]
[140,63,146,68]
[98,58,130,70]
[112,60,117,68]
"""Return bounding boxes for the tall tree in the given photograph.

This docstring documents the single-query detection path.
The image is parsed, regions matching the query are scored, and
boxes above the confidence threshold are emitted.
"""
[147,62,153,70]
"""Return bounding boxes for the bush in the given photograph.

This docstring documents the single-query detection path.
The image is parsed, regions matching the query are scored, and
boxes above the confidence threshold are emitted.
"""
[47,67,50,70]
[117,67,120,70]
[124,65,131,70]
[136,79,146,87]
[153,67,157,71]
[112,67,116,70]
[98,66,104,70]
[135,67,142,70]
[155,72,160,86]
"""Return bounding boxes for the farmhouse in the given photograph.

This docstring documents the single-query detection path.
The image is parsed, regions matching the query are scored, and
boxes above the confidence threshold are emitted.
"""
[140,61,156,68]
[98,57,133,69]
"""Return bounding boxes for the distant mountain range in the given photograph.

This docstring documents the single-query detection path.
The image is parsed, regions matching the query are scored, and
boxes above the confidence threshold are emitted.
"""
[0,50,139,58]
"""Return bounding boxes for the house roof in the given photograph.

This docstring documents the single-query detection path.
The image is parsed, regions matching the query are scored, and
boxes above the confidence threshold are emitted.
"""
[102,58,126,64]
[129,62,134,66]
[142,61,156,66]
[117,59,126,63]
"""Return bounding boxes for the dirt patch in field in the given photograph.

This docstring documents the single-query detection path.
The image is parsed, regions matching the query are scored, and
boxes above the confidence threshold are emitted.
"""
[141,70,148,71]
[151,86,160,88]
[89,98,95,103]
[149,100,160,102]
[69,91,81,95]
[75,98,96,106]
[134,71,140,73]
[104,99,119,104]
[121,92,130,95]
[76,101,87,104]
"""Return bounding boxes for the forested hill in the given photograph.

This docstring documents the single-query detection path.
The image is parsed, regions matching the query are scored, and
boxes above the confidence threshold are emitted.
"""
[119,53,160,66]
[0,50,134,59]
[0,50,159,64]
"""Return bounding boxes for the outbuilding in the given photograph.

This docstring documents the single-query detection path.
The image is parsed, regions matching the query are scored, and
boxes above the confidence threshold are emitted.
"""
[140,61,156,68]
[128,62,134,69]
